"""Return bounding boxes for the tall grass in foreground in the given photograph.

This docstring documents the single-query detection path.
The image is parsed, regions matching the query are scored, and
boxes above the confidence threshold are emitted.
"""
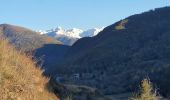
[131,78,159,100]
[0,39,58,100]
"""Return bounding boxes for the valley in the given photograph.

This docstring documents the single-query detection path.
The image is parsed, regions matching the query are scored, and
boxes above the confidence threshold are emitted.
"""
[1,3,170,100]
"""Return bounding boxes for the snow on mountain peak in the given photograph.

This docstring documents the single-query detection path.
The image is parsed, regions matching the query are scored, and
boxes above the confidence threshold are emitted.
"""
[66,28,83,38]
[37,26,104,45]
[38,27,104,38]
[80,27,104,37]
[36,30,47,35]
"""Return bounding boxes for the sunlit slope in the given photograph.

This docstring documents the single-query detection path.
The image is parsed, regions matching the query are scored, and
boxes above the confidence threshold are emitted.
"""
[0,39,58,100]
[0,24,62,52]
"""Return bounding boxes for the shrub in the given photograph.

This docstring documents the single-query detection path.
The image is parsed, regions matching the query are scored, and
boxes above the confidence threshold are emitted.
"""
[131,78,159,100]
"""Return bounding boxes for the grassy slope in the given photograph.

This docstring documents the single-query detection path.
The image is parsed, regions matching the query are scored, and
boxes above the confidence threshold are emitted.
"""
[0,39,59,100]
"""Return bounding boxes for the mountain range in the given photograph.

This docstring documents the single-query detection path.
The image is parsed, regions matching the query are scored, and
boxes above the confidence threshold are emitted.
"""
[37,27,104,45]
[48,7,170,98]
[1,6,170,99]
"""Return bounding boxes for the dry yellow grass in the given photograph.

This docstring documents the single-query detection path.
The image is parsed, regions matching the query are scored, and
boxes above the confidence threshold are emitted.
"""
[0,39,59,100]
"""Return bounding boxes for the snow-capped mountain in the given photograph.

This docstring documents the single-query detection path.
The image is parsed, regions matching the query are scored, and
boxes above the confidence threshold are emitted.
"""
[65,28,83,38]
[80,27,104,37]
[37,27,104,45]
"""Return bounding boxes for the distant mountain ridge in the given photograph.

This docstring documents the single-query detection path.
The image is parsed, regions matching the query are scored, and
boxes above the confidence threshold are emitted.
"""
[37,27,104,45]
[0,24,62,52]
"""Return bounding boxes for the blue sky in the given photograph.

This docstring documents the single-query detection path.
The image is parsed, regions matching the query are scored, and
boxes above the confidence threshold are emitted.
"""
[0,0,170,30]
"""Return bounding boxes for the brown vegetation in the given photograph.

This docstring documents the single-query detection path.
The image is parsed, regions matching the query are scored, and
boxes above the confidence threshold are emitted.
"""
[0,24,62,52]
[115,19,128,30]
[0,39,58,100]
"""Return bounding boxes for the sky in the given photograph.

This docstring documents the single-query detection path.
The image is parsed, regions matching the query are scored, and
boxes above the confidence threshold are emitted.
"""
[0,0,170,30]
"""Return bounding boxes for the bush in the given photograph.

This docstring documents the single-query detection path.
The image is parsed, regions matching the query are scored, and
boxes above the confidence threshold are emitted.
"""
[131,78,159,100]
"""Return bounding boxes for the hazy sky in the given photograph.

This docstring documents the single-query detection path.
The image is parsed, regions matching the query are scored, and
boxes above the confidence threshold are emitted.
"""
[0,0,170,30]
